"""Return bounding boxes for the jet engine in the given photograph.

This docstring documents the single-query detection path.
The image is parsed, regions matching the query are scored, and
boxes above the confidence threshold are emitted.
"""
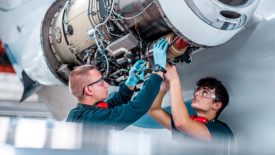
[39,0,259,85]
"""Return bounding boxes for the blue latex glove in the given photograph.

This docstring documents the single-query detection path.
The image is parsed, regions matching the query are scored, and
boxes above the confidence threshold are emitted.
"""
[125,60,146,87]
[153,39,168,68]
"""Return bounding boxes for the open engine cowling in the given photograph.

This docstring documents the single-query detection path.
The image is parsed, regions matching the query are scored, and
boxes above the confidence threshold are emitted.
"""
[40,0,259,85]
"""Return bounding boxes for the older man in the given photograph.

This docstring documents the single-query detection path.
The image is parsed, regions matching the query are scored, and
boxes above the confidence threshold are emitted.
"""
[67,39,168,129]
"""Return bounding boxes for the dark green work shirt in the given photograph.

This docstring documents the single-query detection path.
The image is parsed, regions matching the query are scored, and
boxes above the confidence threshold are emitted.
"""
[66,74,163,129]
[172,118,233,140]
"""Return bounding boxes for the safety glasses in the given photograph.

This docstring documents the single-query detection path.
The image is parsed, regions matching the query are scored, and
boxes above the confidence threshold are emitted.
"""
[193,87,217,100]
[82,77,105,95]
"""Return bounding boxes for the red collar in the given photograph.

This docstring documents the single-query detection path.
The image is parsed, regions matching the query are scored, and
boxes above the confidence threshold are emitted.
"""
[190,115,209,124]
[95,101,109,109]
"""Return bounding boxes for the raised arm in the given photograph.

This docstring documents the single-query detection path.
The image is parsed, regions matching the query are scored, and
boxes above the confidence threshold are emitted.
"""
[85,74,163,129]
[88,39,168,129]
[148,80,172,130]
[106,60,146,108]
[165,64,211,140]
[105,82,135,108]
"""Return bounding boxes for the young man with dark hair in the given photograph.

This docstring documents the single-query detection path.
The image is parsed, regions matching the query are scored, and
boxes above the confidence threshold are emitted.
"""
[195,76,229,119]
[148,64,233,141]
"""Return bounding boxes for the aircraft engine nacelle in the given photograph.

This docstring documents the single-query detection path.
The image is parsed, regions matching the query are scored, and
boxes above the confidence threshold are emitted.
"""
[38,0,259,85]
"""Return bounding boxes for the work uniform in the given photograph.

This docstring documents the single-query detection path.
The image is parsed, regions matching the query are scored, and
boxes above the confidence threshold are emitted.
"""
[171,118,234,141]
[66,74,163,130]
[171,118,234,154]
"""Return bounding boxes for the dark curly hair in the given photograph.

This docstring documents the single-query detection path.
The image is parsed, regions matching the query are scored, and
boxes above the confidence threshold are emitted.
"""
[196,77,229,118]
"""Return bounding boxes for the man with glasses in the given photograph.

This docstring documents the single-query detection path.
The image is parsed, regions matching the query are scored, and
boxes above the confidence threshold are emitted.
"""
[66,39,168,129]
[148,64,233,142]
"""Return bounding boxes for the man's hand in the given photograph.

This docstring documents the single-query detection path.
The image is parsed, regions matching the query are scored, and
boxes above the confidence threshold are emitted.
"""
[153,39,168,68]
[125,60,146,87]
[164,64,179,82]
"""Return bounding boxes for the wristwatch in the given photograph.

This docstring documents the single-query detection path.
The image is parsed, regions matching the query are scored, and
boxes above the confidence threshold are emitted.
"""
[153,64,167,73]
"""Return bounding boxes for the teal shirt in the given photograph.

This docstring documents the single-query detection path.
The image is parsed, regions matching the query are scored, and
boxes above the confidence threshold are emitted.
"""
[66,74,163,129]
[171,117,234,143]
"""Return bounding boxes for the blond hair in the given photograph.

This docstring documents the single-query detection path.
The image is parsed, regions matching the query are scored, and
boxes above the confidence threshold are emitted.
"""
[69,65,96,97]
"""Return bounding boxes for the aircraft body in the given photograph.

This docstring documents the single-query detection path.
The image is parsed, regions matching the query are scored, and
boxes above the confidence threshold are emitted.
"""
[0,0,275,154]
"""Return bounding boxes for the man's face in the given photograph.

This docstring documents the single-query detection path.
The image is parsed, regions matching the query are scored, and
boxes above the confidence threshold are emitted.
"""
[191,87,217,112]
[87,70,109,101]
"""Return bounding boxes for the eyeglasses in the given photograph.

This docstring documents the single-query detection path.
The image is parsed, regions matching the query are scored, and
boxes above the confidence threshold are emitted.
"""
[82,77,105,95]
[193,87,217,100]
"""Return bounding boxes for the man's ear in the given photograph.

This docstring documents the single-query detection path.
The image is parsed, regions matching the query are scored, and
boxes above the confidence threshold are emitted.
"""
[85,86,94,96]
[213,101,222,111]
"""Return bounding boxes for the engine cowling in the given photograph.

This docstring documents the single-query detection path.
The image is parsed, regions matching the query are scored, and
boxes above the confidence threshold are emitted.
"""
[39,0,259,85]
